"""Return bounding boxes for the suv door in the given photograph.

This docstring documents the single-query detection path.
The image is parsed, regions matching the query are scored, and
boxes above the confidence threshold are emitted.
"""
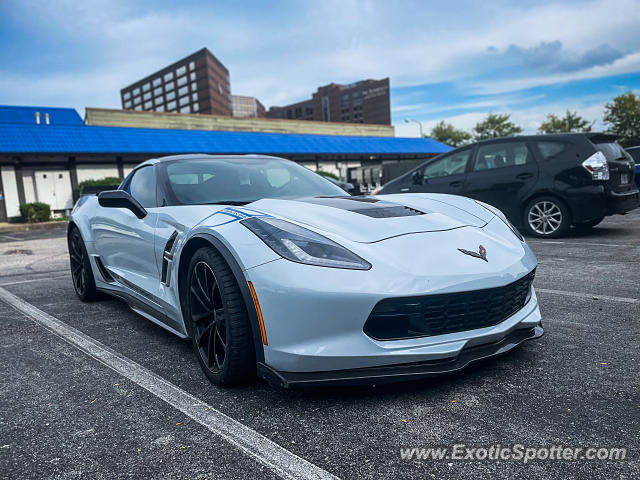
[463,140,539,223]
[92,165,160,295]
[408,147,473,194]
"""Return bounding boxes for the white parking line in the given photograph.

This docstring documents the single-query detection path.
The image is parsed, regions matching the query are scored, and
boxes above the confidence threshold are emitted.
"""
[0,274,69,287]
[0,234,21,241]
[536,288,639,304]
[0,286,338,480]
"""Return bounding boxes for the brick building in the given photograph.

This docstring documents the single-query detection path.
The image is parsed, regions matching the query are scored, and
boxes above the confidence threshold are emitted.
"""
[119,48,231,116]
[267,78,391,125]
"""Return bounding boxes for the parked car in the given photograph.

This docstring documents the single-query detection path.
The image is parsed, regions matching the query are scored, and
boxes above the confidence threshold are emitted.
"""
[377,133,639,238]
[625,146,640,189]
[67,154,543,387]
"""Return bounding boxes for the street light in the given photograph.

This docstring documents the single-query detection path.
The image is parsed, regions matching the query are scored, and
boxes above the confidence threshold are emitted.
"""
[405,118,424,137]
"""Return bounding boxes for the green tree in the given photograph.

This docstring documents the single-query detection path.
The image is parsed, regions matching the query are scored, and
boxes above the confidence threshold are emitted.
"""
[429,121,472,147]
[473,113,523,141]
[603,92,640,147]
[538,110,591,134]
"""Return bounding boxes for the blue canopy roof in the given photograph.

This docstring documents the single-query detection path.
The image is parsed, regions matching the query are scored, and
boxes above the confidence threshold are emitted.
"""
[0,105,84,126]
[0,122,451,155]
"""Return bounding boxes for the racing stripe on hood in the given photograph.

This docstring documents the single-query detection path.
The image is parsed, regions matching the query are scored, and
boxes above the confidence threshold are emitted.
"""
[294,196,427,218]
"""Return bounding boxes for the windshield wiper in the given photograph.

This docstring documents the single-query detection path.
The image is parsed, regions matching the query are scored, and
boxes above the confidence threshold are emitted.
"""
[204,201,252,206]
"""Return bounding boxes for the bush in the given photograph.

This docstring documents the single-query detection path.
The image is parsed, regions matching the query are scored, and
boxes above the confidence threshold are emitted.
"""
[20,202,51,223]
[316,170,339,180]
[77,177,123,195]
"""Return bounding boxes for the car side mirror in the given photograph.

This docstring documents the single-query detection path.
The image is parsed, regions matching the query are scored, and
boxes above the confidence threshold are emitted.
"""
[412,170,424,185]
[98,190,147,219]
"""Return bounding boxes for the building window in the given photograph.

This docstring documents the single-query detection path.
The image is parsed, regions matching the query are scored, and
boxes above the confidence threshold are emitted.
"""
[166,91,175,101]
[177,76,187,87]
[167,100,176,111]
[176,65,186,76]
[305,106,313,117]
[152,77,162,87]
[321,96,330,121]
[164,72,173,82]
[353,91,362,106]
[190,72,196,81]
[295,107,302,118]
[179,96,189,106]
[133,96,141,105]
[134,105,142,111]
[192,92,198,102]
[133,87,140,96]
[153,87,162,96]
[165,81,174,91]
[189,61,195,71]
[144,100,153,109]
[124,100,132,108]
[123,91,131,100]
[191,82,197,92]
[192,103,199,112]
[143,92,151,100]
[156,105,165,112]
[180,105,191,113]
[154,97,163,106]
[178,86,188,97]
[142,83,150,92]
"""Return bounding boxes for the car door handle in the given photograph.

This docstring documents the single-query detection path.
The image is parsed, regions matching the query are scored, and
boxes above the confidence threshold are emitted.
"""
[516,173,534,180]
[449,181,464,188]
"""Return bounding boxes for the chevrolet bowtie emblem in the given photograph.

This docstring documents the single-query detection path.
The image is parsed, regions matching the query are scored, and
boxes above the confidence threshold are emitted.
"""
[458,245,487,262]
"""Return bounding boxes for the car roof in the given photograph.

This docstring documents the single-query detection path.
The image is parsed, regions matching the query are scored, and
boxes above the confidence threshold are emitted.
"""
[469,132,618,146]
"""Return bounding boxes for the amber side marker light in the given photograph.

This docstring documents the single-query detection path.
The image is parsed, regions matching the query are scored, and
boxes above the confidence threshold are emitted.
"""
[248,281,268,345]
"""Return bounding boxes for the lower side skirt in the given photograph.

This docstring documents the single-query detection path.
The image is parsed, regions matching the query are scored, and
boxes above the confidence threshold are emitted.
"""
[258,325,544,388]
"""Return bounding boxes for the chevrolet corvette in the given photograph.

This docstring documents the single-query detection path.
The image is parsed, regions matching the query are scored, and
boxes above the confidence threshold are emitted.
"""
[67,154,543,387]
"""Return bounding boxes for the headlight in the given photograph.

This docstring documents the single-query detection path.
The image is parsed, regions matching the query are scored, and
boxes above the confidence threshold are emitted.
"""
[475,200,525,242]
[242,217,372,270]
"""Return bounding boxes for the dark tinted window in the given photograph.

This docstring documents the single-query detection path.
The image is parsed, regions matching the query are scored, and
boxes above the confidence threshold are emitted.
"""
[421,149,470,179]
[474,142,531,171]
[536,141,568,160]
[161,157,345,205]
[127,166,157,208]
[594,142,628,162]
[627,149,640,163]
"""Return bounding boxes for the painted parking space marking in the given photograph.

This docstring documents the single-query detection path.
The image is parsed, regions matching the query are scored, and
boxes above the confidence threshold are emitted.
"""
[0,273,69,287]
[527,240,635,248]
[0,286,338,480]
[536,288,639,304]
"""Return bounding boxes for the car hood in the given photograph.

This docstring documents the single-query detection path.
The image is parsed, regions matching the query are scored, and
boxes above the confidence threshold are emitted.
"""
[247,194,492,243]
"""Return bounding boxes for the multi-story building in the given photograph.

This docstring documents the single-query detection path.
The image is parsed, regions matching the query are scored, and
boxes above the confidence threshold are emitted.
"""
[266,78,390,125]
[231,95,266,118]
[119,48,231,116]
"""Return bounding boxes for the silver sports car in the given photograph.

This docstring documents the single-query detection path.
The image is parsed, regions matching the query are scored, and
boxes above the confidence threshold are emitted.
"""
[67,154,543,387]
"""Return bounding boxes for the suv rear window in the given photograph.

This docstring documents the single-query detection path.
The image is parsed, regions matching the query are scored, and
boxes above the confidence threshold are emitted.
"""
[594,142,627,162]
[535,141,568,160]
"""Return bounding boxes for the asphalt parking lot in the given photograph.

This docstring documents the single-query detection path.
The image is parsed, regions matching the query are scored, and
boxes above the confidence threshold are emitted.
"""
[0,213,638,479]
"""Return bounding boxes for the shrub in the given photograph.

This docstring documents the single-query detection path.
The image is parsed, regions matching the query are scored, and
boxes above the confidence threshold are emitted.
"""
[77,177,122,195]
[19,202,51,223]
[316,170,339,180]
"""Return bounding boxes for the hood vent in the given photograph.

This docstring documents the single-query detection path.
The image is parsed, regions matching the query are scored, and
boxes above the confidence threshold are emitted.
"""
[296,196,426,218]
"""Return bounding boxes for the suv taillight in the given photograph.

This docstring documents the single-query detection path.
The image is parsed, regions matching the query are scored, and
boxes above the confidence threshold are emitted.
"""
[582,151,610,180]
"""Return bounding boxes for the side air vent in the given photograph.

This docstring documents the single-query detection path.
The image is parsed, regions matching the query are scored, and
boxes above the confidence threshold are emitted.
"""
[161,231,178,286]
[93,256,115,282]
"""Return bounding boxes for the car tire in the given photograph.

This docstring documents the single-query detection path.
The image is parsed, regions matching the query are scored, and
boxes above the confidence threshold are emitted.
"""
[574,217,604,230]
[523,197,571,238]
[186,246,256,386]
[68,227,100,301]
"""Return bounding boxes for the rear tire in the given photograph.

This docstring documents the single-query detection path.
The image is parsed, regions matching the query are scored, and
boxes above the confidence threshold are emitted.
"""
[68,228,100,301]
[523,197,571,238]
[186,246,256,387]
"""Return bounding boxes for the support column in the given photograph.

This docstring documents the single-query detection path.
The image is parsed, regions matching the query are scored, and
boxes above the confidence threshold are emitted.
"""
[68,156,79,201]
[13,157,26,206]
[116,156,124,180]
[0,167,7,222]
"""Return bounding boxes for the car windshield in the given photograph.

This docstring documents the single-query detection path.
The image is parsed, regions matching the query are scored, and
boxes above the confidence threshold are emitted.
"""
[160,157,346,205]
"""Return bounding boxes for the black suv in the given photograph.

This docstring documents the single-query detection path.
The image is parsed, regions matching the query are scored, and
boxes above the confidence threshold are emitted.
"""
[377,133,639,238]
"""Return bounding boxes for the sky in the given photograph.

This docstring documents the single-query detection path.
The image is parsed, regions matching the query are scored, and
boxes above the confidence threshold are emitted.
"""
[0,0,639,137]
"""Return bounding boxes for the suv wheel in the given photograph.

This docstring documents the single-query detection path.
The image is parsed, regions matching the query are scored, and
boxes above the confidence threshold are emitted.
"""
[524,197,571,238]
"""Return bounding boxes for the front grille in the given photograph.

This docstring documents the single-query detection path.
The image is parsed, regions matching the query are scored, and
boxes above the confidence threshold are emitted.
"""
[364,270,535,341]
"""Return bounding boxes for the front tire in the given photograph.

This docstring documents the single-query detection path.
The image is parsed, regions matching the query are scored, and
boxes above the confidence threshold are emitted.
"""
[68,228,100,301]
[186,247,255,386]
[523,197,571,238]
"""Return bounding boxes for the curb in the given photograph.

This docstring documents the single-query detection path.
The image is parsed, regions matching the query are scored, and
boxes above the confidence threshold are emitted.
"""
[0,221,67,234]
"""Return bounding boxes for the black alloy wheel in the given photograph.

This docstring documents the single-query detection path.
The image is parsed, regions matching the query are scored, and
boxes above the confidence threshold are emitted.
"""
[190,261,228,372]
[186,247,255,386]
[68,228,99,301]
